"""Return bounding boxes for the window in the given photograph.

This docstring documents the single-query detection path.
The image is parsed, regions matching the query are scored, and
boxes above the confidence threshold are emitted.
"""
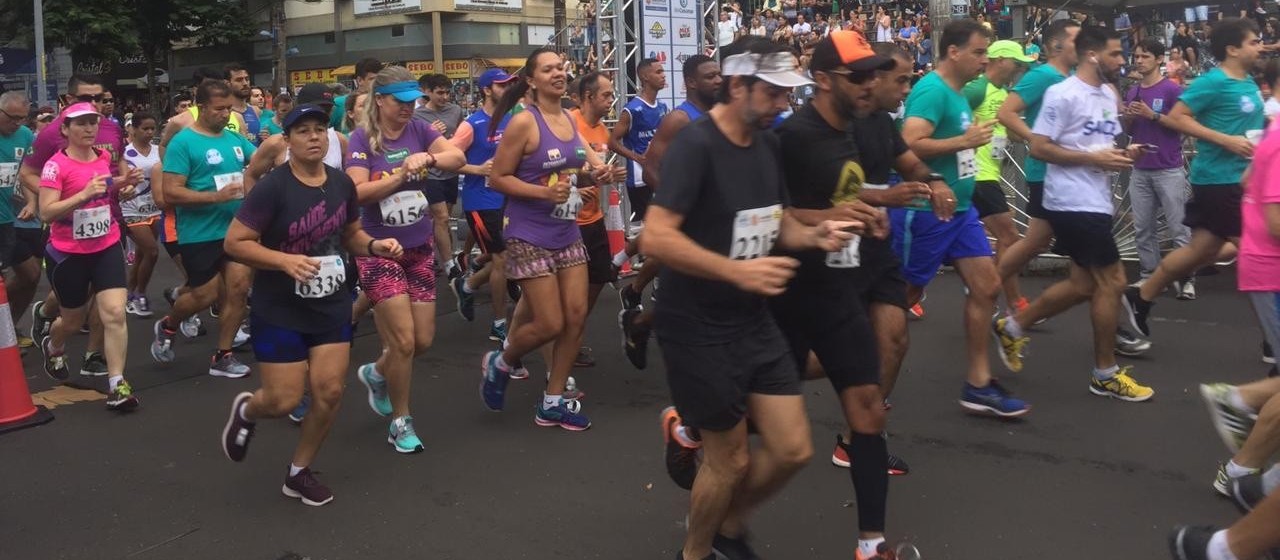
[324,32,336,43]
[392,25,405,37]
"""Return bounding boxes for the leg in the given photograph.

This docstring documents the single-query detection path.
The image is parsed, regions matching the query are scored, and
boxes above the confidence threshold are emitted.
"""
[1233,391,1280,469]
[870,302,909,399]
[86,297,104,353]
[953,256,1001,387]
[501,275,565,363]
[840,384,889,540]
[485,252,508,321]
[983,211,1025,306]
[1153,168,1192,253]
[719,393,813,537]
[217,261,253,352]
[430,202,454,271]
[1139,228,1225,301]
[127,224,160,297]
[96,288,129,377]
[1226,491,1280,559]
[1013,264,1095,327]
[292,343,351,468]
[371,295,420,417]
[1127,169,1162,278]
[8,256,40,329]
[547,265,588,395]
[683,421,751,560]
[1086,262,1126,369]
[997,218,1054,282]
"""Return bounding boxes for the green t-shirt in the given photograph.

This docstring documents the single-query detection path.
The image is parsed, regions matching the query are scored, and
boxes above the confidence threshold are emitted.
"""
[163,127,257,244]
[261,110,283,136]
[1011,63,1067,183]
[904,71,978,211]
[0,126,35,224]
[1180,67,1266,186]
[963,75,1010,182]
[330,94,349,133]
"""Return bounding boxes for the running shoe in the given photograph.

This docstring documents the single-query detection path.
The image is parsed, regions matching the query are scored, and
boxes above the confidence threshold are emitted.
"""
[992,317,1029,372]
[40,336,69,382]
[1199,383,1256,454]
[662,406,701,490]
[1264,340,1275,365]
[619,308,649,370]
[509,361,530,380]
[210,304,221,318]
[450,274,476,321]
[507,281,521,303]
[16,334,33,349]
[30,300,53,341]
[908,302,925,319]
[105,380,139,411]
[78,321,89,334]
[1213,462,1259,496]
[221,392,256,462]
[357,363,392,417]
[711,533,760,560]
[1230,472,1266,513]
[79,351,108,377]
[1174,277,1197,301]
[480,350,510,411]
[282,467,334,506]
[574,346,595,368]
[1114,328,1151,357]
[534,399,591,431]
[150,318,176,363]
[959,380,1030,417]
[855,541,904,560]
[127,296,154,318]
[289,392,311,424]
[488,320,507,342]
[1010,296,1030,315]
[209,351,251,378]
[548,373,585,400]
[1121,286,1152,337]
[180,316,204,338]
[1088,366,1154,402]
[831,435,911,475]
[232,321,251,349]
[1167,526,1215,560]
[125,297,142,318]
[619,284,643,311]
[163,286,181,307]
[387,416,425,453]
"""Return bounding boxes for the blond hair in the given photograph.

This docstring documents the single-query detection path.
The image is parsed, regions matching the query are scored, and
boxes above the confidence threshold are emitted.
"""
[359,65,415,155]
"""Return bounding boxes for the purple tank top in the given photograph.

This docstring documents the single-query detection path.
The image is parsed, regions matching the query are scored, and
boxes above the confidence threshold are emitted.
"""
[503,105,586,249]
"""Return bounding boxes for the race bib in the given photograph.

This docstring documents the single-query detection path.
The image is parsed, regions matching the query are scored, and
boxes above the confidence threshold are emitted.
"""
[73,206,112,240]
[214,172,244,199]
[379,190,428,227]
[825,235,862,269]
[131,193,159,217]
[957,148,977,180]
[295,255,346,299]
[551,186,583,221]
[630,160,645,187]
[729,204,782,260]
[0,163,17,189]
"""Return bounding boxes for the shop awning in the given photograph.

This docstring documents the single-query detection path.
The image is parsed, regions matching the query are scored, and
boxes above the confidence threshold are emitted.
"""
[332,65,357,76]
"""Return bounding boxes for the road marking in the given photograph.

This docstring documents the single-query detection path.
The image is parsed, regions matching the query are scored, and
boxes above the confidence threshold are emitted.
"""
[30,385,105,409]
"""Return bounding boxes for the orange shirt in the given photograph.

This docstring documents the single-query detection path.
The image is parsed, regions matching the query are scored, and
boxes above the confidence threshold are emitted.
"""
[571,109,610,226]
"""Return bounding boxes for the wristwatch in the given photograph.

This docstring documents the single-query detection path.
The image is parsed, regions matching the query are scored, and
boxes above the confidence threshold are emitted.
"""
[925,172,945,183]
[1151,112,1161,122]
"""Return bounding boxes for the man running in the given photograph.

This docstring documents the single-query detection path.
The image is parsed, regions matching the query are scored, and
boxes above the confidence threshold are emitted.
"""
[991,26,1156,403]
[1123,18,1264,337]
[899,19,1029,417]
[245,83,348,181]
[226,64,263,146]
[151,79,257,378]
[0,91,39,350]
[608,58,667,231]
[415,73,466,281]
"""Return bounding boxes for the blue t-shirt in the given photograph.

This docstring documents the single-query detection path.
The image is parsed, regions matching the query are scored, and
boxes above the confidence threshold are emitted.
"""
[1180,67,1265,185]
[460,108,511,212]
[622,96,668,188]
[675,100,705,122]
[1011,62,1068,182]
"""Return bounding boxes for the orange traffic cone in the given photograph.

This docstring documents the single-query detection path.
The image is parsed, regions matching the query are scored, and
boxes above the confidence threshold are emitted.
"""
[0,276,53,434]
[604,184,633,277]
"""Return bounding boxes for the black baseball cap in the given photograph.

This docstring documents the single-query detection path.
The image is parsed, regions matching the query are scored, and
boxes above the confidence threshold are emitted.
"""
[281,104,330,133]
[295,83,335,107]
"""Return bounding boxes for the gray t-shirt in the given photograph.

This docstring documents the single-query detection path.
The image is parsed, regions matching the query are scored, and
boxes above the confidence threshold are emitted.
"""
[414,102,465,180]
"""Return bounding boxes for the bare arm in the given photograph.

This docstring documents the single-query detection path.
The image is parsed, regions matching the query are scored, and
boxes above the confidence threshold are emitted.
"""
[347,165,406,205]
[607,110,643,162]
[997,92,1032,142]
[427,135,466,172]
[640,111,691,190]
[163,172,233,206]
[245,135,284,185]
[902,117,979,160]
[488,112,557,202]
[1164,101,1245,149]
[639,205,740,283]
[150,163,168,209]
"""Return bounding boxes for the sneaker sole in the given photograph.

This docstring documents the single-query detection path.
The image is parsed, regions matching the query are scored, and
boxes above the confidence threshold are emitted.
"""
[992,329,1023,373]
[40,337,69,382]
[1200,385,1247,454]
[1168,527,1193,560]
[386,435,424,453]
[222,392,254,462]
[535,415,591,431]
[480,353,504,412]
[357,364,391,417]
[1114,343,1151,357]
[106,397,140,412]
[281,484,334,506]
[958,399,1030,418]
[1264,356,1277,365]
[79,369,109,377]
[150,320,176,363]
[831,450,851,468]
[1120,294,1149,337]
[1088,385,1154,402]
[209,368,250,379]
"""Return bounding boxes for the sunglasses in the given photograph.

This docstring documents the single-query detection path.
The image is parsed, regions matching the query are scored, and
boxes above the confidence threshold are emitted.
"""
[75,94,106,103]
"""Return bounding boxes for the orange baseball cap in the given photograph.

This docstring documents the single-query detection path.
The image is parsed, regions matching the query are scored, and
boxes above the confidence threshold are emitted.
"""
[811,30,897,73]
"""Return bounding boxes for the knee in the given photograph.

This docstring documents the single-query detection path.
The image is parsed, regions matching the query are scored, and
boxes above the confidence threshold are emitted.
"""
[384,329,417,358]
[533,312,565,335]
[260,389,304,417]
[225,278,251,301]
[708,442,752,480]
[968,277,1001,303]
[413,333,434,356]
[98,300,127,326]
[562,301,588,329]
[310,377,345,408]
[773,435,814,470]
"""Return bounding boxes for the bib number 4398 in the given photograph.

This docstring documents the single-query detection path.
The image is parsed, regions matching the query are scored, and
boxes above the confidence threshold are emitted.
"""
[295,255,346,299]
[73,206,112,240]
[729,204,782,260]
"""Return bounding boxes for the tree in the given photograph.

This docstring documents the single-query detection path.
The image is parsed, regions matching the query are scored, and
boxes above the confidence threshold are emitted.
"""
[133,0,257,113]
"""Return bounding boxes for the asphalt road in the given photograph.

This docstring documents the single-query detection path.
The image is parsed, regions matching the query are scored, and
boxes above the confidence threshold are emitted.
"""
[0,260,1258,560]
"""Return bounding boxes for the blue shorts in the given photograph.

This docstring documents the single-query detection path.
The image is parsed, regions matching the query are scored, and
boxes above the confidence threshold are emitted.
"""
[889,206,993,287]
[251,316,353,364]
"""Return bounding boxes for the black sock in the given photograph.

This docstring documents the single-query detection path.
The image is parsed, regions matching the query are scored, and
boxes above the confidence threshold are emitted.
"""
[847,432,888,533]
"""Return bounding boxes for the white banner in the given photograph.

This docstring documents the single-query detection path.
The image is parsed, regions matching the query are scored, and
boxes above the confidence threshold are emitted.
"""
[354,0,422,16]
[639,0,703,110]
[455,0,523,13]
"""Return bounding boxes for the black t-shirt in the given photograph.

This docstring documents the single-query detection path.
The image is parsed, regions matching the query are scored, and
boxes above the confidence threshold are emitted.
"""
[850,110,909,264]
[1172,34,1198,60]
[236,164,360,333]
[652,116,790,344]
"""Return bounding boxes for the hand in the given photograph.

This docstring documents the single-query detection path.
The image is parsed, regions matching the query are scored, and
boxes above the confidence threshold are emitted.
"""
[929,181,957,221]
[120,168,144,188]
[116,183,136,202]
[80,174,109,202]
[405,152,432,175]
[731,256,799,296]
[546,180,571,203]
[813,220,860,251]
[218,182,245,202]
[1125,100,1156,120]
[962,120,996,149]
[480,159,494,177]
[1222,135,1255,159]
[1089,148,1134,172]
[372,238,404,259]
[430,120,447,134]
[826,201,883,235]
[259,130,271,142]
[17,201,36,221]
[1123,143,1149,161]
[282,254,322,284]
[881,181,933,208]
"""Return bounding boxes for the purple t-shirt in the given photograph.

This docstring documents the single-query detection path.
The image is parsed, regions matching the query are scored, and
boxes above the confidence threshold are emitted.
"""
[1124,78,1184,170]
[345,120,442,249]
[28,113,125,171]
[504,106,587,250]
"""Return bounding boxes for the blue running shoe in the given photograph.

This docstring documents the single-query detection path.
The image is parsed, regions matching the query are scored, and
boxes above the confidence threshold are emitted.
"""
[357,363,392,417]
[387,416,424,453]
[534,399,591,431]
[289,392,311,424]
[959,380,1030,418]
[488,320,508,342]
[480,351,510,411]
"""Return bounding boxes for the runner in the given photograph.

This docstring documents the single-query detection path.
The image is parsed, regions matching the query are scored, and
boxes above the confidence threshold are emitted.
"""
[225,64,263,146]
[245,84,347,182]
[346,65,465,453]
[962,39,1034,315]
[121,113,162,319]
[151,79,258,378]
[899,19,1029,417]
[1123,18,1265,337]
[991,26,1156,404]
[477,47,614,430]
[262,93,292,137]
[331,58,382,133]
[0,91,40,351]
[641,38,854,560]
[36,102,138,410]
[414,73,467,282]
[450,68,519,336]
[608,57,668,228]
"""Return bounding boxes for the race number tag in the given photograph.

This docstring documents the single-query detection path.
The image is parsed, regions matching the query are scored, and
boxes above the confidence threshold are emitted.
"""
[826,235,862,269]
[0,163,17,189]
[379,190,428,227]
[956,148,977,180]
[132,193,159,217]
[73,206,112,240]
[213,172,244,199]
[295,255,346,299]
[729,204,782,260]
[551,187,583,221]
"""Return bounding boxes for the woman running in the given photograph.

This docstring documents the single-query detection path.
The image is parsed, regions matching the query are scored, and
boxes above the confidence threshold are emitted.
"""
[347,65,465,453]
[121,113,162,318]
[36,102,138,411]
[479,47,613,431]
[220,104,404,505]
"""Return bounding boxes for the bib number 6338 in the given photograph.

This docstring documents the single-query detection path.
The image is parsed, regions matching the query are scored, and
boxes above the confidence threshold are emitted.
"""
[295,255,346,299]
[729,204,782,260]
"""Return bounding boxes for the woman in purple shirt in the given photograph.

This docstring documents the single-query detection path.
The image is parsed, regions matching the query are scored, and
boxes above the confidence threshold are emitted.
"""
[345,65,465,454]
[478,48,615,431]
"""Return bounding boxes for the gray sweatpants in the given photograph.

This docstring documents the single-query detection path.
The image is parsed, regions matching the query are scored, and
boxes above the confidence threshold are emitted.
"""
[1128,167,1191,277]
[1250,292,1280,366]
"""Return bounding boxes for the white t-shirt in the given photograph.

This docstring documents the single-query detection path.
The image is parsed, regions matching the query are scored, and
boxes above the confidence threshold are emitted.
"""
[1033,75,1123,214]
[718,20,738,46]
[793,22,812,35]
[1265,97,1280,121]
[120,142,161,219]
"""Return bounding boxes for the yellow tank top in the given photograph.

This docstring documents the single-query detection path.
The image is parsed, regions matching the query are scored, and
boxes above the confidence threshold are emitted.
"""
[187,106,246,137]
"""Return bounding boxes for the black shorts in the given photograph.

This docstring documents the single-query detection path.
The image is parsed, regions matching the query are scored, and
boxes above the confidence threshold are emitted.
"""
[972,180,1010,218]
[0,224,14,271]
[1026,181,1048,219]
[853,241,909,310]
[771,289,881,392]
[628,185,653,222]
[44,243,127,309]
[659,320,801,432]
[1044,210,1120,267]
[164,240,181,259]
[180,240,228,289]
[1184,183,1243,240]
[465,209,506,254]
[579,219,616,285]
[251,314,353,363]
[13,226,47,265]
[426,177,460,206]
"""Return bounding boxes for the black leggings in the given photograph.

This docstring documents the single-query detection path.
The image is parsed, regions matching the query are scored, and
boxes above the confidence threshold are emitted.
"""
[45,243,126,309]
